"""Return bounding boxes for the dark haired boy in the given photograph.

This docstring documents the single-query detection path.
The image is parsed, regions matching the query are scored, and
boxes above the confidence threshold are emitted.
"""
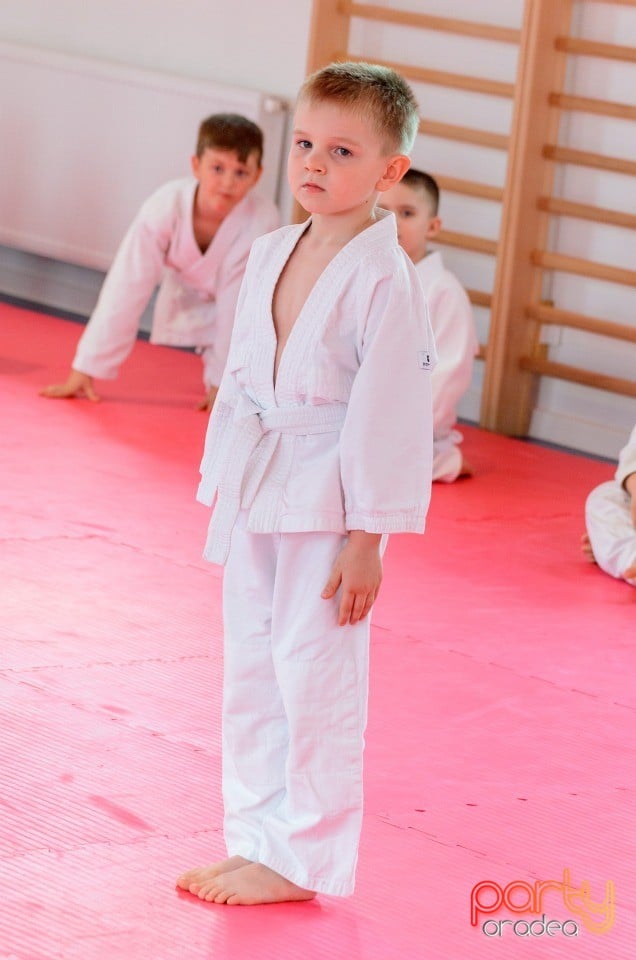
[41,114,278,410]
[381,169,478,480]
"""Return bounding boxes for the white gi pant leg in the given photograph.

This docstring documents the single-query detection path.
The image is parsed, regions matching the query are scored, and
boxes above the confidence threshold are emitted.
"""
[586,481,636,586]
[222,511,371,896]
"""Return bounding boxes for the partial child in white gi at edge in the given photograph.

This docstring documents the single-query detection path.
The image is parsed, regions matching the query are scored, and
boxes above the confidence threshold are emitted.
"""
[380,169,478,482]
[582,424,636,586]
[41,114,279,411]
[176,62,436,905]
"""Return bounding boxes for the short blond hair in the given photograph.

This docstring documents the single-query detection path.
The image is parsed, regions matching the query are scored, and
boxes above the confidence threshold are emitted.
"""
[298,61,420,155]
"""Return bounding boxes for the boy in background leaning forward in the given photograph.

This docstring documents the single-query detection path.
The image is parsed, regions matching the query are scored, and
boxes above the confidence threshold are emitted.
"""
[41,114,278,410]
[381,169,478,481]
[177,62,436,904]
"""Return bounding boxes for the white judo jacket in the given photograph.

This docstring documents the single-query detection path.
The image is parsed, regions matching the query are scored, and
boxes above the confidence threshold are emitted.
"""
[198,210,437,564]
[616,425,636,489]
[73,178,279,386]
[414,251,478,442]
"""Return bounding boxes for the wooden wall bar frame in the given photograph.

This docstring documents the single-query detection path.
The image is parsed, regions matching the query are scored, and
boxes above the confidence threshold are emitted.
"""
[480,0,575,436]
[292,0,353,222]
[300,0,636,428]
[304,0,351,76]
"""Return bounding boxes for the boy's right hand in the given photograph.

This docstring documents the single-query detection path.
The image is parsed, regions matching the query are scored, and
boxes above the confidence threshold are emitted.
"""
[40,369,100,402]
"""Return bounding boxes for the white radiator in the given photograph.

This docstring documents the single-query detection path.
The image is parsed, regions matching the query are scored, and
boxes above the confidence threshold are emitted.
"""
[0,41,287,271]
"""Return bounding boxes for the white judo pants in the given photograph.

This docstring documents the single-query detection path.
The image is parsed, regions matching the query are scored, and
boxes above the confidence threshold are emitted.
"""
[221,511,372,896]
[586,481,636,586]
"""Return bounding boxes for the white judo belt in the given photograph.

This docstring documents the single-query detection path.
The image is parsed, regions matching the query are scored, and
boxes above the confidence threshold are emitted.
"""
[206,396,347,563]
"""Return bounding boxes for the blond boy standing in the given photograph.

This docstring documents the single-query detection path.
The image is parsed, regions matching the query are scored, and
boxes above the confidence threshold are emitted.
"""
[177,63,435,906]
[381,170,478,481]
[41,114,278,410]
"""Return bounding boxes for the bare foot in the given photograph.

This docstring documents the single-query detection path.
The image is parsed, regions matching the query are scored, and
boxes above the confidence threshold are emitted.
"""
[194,862,316,905]
[581,532,596,564]
[176,855,251,894]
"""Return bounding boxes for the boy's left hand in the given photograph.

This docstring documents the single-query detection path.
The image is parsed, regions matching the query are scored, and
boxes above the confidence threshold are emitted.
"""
[322,531,383,626]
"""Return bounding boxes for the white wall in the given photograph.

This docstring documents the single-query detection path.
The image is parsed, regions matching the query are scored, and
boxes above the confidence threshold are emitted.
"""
[0,0,312,101]
[0,0,312,324]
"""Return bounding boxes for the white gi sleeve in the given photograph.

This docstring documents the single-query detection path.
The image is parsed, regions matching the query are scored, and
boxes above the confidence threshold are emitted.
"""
[73,189,173,379]
[340,267,436,534]
[430,282,477,438]
[616,425,636,489]
[201,203,280,388]
[196,253,255,506]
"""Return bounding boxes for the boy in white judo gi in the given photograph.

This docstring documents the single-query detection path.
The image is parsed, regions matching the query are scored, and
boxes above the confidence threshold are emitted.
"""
[176,62,436,905]
[582,424,636,586]
[40,114,279,410]
[380,170,478,481]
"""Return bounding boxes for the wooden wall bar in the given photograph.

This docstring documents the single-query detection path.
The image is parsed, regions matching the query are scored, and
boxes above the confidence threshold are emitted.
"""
[537,196,636,230]
[420,118,509,150]
[543,144,636,176]
[302,0,636,436]
[480,0,576,436]
[555,36,636,61]
[342,3,521,43]
[527,304,636,343]
[340,54,515,98]
[519,357,636,398]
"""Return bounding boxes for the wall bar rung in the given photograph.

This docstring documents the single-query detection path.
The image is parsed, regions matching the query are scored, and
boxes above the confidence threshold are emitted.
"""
[438,229,498,255]
[342,3,521,44]
[340,53,515,98]
[532,249,636,286]
[537,196,636,229]
[519,356,636,398]
[467,289,493,308]
[549,92,636,121]
[543,144,636,176]
[420,119,509,150]
[435,175,504,202]
[526,303,636,342]
[555,35,636,62]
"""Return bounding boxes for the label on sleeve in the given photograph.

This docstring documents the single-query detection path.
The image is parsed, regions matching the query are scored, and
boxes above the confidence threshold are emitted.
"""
[418,351,433,370]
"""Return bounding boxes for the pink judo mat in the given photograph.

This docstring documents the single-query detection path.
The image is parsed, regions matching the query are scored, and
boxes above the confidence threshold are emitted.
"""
[1,301,634,959]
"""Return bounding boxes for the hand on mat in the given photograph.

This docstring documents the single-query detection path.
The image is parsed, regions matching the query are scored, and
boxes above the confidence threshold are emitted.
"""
[198,385,219,413]
[40,368,100,402]
[322,531,383,626]
[623,561,636,581]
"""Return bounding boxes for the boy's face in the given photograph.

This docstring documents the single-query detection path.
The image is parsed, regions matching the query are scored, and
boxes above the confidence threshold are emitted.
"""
[191,147,261,218]
[379,181,441,264]
[288,99,408,218]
